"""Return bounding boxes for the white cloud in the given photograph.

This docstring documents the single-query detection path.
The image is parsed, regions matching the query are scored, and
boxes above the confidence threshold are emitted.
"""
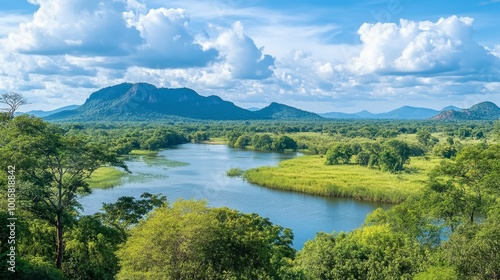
[6,0,141,55]
[214,21,275,79]
[352,16,498,75]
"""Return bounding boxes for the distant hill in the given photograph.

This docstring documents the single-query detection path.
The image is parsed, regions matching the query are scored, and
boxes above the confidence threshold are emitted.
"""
[46,83,323,121]
[255,102,323,120]
[246,107,261,111]
[375,106,439,120]
[432,101,500,121]
[321,106,446,120]
[441,106,462,111]
[18,105,80,117]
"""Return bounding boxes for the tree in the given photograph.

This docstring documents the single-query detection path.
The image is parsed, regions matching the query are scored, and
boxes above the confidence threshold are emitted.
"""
[117,200,295,279]
[295,225,428,280]
[325,144,353,165]
[443,210,500,279]
[62,216,122,280]
[234,135,251,149]
[94,192,167,240]
[0,92,27,119]
[0,115,125,269]
[253,134,273,150]
[416,129,431,146]
[274,135,297,152]
[428,143,500,223]
[379,140,411,172]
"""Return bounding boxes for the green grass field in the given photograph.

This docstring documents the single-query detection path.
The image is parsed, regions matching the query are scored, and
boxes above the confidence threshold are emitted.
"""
[86,167,128,189]
[244,155,442,203]
[129,149,160,156]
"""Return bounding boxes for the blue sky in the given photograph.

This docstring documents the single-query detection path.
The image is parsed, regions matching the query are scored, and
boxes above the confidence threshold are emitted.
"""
[0,0,499,113]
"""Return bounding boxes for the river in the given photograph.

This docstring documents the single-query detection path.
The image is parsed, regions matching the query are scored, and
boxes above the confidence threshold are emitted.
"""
[80,143,389,249]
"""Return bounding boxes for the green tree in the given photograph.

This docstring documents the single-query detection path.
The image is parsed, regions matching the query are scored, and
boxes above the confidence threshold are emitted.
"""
[253,134,273,150]
[428,143,500,223]
[0,115,125,269]
[234,134,251,149]
[443,210,500,279]
[379,140,411,172]
[416,129,431,146]
[295,225,428,280]
[274,135,297,152]
[94,192,167,240]
[117,200,295,280]
[62,216,122,280]
[325,143,353,165]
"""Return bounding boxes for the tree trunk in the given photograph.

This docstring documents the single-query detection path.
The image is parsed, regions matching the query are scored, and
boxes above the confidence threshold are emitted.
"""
[56,212,64,269]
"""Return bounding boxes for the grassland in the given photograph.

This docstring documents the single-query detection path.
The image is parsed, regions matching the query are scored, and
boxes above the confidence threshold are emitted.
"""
[244,155,442,203]
[86,166,128,189]
[129,149,160,156]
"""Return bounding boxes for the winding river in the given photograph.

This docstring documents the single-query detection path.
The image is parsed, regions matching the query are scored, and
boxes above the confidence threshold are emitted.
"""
[80,143,389,249]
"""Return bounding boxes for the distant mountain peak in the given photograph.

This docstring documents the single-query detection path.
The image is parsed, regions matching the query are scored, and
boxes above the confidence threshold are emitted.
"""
[46,83,323,121]
[432,101,500,120]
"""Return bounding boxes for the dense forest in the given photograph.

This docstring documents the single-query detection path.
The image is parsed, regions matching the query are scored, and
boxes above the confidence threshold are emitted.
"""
[1,108,500,279]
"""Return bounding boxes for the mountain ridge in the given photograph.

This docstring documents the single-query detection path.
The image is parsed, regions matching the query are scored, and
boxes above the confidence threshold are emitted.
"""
[46,83,323,121]
[431,101,500,121]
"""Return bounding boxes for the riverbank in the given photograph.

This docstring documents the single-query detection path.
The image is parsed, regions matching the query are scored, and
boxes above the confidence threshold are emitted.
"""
[244,155,439,203]
[87,167,128,189]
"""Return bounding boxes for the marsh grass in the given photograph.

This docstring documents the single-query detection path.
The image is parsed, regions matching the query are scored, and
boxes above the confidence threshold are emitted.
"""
[244,155,441,203]
[226,168,245,177]
[129,149,159,156]
[87,167,127,189]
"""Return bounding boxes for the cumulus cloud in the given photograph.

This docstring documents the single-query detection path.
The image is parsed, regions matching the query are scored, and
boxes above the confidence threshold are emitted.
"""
[214,21,275,79]
[6,0,141,55]
[3,0,218,68]
[352,16,498,75]
[123,7,218,68]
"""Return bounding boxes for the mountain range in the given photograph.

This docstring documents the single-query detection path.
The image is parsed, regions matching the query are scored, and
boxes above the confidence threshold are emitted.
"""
[45,83,321,121]
[320,106,463,120]
[18,104,80,117]
[432,101,500,121]
[23,82,498,121]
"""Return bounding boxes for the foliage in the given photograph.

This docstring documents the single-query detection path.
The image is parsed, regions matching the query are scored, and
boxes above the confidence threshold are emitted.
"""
[0,115,125,269]
[95,192,167,240]
[62,216,122,280]
[295,225,428,280]
[325,143,352,165]
[428,143,500,224]
[117,200,295,280]
[226,168,245,177]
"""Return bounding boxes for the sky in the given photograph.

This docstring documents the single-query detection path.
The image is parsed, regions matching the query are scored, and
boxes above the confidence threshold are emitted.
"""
[0,0,499,113]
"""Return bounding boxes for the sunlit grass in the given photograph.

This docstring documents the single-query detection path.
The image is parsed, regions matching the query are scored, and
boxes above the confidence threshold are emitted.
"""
[226,168,245,177]
[87,167,128,189]
[129,149,159,156]
[245,155,441,203]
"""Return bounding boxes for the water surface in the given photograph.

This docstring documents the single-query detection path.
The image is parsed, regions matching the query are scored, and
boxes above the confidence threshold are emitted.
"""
[81,143,389,249]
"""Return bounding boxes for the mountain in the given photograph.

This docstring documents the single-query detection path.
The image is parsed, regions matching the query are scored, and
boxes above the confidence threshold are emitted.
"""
[432,101,500,120]
[441,105,462,111]
[246,107,261,111]
[321,106,442,120]
[320,111,361,119]
[320,105,474,120]
[354,110,376,119]
[375,106,440,120]
[46,83,323,121]
[255,102,323,120]
[17,105,80,117]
